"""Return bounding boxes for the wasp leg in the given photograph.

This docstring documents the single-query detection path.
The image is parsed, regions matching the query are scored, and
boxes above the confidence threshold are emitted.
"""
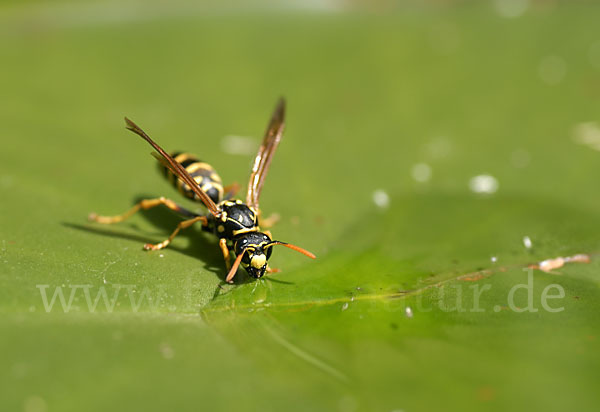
[144,216,208,251]
[259,213,280,229]
[266,265,280,274]
[89,197,197,224]
[226,253,245,283]
[223,182,241,200]
[219,238,231,270]
[262,230,280,273]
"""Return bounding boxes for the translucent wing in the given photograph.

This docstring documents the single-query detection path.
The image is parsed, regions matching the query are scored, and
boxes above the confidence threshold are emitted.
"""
[124,117,220,217]
[246,98,286,210]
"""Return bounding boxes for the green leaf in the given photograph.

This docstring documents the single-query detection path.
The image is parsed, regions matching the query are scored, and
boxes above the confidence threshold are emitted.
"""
[2,2,600,411]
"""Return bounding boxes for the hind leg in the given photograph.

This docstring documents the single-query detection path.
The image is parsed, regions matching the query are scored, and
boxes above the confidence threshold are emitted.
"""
[223,183,241,200]
[89,197,197,223]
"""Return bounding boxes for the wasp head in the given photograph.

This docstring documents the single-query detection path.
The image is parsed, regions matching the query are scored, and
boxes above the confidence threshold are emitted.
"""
[226,232,316,283]
[234,232,273,279]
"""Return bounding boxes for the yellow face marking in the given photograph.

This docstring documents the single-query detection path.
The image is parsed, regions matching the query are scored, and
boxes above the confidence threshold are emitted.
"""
[220,212,228,222]
[251,254,266,269]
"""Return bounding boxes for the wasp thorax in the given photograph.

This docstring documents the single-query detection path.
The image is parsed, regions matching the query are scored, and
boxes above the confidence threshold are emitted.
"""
[212,200,259,239]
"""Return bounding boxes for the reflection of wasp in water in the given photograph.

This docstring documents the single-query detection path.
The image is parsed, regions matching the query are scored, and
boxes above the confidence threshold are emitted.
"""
[89,98,315,283]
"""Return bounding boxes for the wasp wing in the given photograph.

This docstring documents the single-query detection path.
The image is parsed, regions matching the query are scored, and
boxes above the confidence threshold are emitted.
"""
[246,98,286,210]
[124,117,220,217]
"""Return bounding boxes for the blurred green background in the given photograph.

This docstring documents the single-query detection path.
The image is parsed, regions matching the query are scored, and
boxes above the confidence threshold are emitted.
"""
[2,0,600,411]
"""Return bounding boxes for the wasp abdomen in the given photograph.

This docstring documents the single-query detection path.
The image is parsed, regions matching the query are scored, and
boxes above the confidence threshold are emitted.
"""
[160,152,224,204]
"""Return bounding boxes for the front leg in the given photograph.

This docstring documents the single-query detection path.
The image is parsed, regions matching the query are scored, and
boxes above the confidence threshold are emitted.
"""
[266,265,280,274]
[225,253,245,284]
[219,238,231,270]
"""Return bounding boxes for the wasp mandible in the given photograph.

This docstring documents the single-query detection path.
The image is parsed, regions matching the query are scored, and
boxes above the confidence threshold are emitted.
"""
[89,98,315,283]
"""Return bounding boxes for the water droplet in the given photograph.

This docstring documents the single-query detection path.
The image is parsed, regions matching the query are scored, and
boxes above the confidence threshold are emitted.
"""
[493,0,530,18]
[372,189,390,209]
[411,163,432,183]
[159,343,175,359]
[469,175,499,194]
[573,122,600,151]
[221,135,257,155]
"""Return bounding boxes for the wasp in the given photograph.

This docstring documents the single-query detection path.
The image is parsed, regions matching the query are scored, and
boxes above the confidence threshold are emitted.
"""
[89,98,315,283]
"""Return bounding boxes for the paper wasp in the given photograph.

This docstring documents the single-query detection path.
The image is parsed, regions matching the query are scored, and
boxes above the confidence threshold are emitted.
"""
[89,98,315,283]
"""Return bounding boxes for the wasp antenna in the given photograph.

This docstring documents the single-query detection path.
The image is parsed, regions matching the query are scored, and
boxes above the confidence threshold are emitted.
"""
[267,241,316,259]
[226,252,245,283]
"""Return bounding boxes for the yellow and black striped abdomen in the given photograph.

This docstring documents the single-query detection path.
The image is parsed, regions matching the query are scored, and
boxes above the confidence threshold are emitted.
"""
[160,152,224,205]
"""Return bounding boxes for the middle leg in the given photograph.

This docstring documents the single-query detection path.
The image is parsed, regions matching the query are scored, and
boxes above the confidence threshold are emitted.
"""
[144,216,208,251]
